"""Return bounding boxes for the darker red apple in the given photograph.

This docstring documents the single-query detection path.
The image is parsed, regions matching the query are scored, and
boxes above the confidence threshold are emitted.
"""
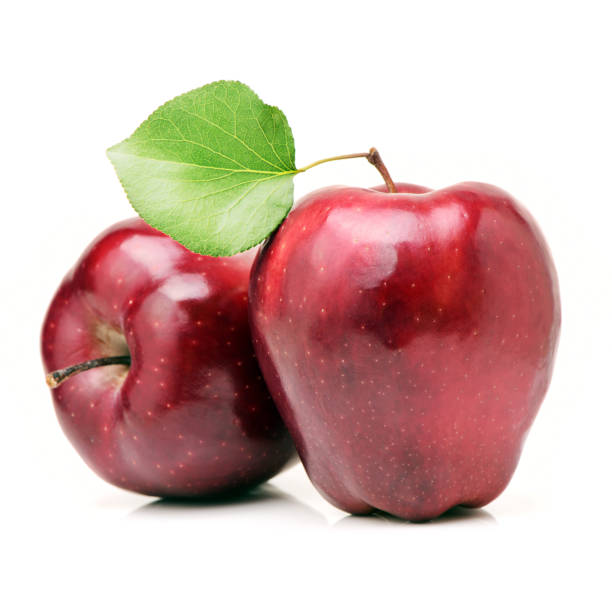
[250,182,560,521]
[41,218,295,497]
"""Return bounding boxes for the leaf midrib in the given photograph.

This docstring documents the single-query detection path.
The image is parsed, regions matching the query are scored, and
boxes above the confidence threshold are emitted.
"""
[153,174,290,207]
[108,149,298,177]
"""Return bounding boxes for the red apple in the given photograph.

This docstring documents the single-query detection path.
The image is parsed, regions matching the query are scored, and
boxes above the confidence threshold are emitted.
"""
[41,218,294,497]
[250,182,560,521]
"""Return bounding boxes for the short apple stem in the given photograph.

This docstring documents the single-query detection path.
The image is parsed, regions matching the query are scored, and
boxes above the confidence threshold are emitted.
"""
[365,148,397,193]
[296,147,397,193]
[45,355,131,389]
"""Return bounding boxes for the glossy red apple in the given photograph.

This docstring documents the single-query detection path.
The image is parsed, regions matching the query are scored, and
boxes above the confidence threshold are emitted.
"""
[41,218,294,497]
[250,182,560,521]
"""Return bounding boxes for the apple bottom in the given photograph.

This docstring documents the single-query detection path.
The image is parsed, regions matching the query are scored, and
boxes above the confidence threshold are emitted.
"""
[51,366,296,499]
[300,435,523,522]
[257,345,532,522]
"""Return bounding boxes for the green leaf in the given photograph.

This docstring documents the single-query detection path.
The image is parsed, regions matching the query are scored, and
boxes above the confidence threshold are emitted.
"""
[107,81,297,255]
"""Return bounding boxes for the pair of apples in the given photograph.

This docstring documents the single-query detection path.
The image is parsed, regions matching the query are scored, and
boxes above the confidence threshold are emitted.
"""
[42,180,560,521]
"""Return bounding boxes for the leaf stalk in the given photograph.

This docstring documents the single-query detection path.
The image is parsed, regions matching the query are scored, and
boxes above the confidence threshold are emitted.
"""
[297,148,397,193]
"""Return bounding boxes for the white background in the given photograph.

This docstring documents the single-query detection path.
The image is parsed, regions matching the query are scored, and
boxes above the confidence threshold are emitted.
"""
[2,1,611,610]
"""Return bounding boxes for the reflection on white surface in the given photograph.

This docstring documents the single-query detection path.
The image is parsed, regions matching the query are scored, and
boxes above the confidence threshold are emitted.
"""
[129,483,327,526]
[129,481,498,528]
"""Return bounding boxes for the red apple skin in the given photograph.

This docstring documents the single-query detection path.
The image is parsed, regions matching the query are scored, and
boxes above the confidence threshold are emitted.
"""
[250,182,560,521]
[41,219,295,497]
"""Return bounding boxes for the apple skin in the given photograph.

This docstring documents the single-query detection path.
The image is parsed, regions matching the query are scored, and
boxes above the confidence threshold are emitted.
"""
[41,218,295,497]
[250,182,560,521]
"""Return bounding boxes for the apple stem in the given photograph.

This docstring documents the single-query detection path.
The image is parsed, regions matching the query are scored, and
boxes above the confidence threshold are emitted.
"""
[45,355,131,389]
[296,147,397,193]
[365,148,397,193]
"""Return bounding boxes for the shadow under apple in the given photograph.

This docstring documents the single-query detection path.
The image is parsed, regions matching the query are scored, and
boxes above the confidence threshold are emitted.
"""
[128,482,326,525]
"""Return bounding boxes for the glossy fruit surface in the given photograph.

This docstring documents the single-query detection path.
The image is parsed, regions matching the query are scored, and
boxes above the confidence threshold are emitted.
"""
[250,182,560,520]
[42,218,294,497]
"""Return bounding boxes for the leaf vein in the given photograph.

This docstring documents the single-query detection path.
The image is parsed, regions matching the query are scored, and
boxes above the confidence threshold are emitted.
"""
[173,105,286,172]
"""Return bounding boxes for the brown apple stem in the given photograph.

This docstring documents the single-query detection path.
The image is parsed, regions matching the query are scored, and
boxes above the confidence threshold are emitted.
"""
[365,148,397,193]
[296,148,397,193]
[46,355,131,389]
